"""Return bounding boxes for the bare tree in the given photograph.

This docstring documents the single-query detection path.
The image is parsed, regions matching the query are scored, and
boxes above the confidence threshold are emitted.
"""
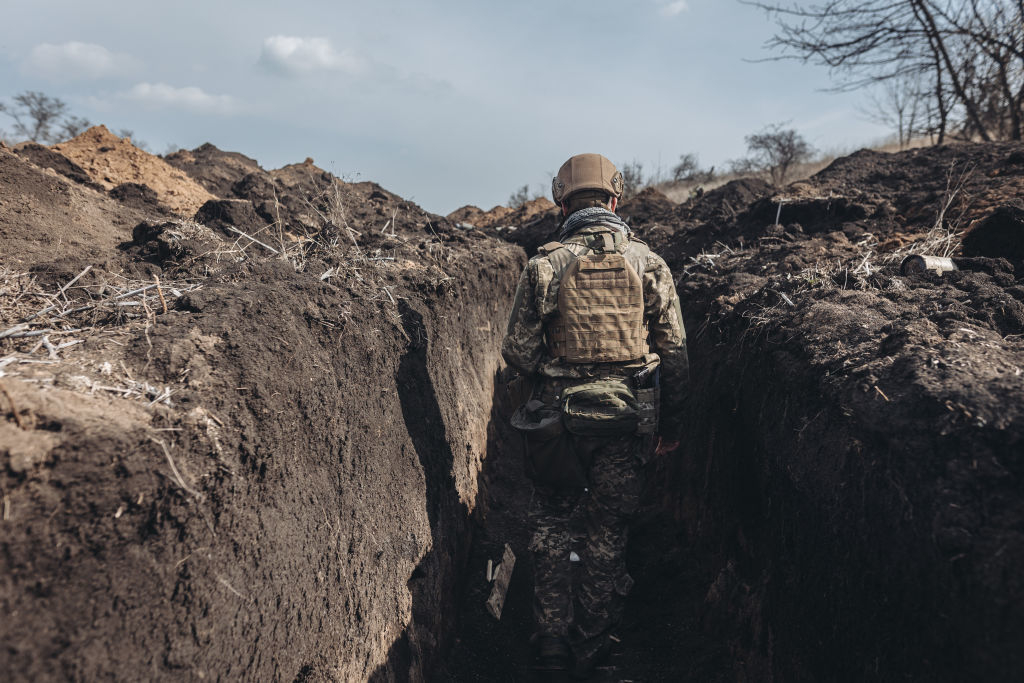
[862,75,928,147]
[732,123,815,187]
[947,0,1024,140]
[672,152,716,183]
[619,160,647,200]
[745,1,1024,142]
[508,184,533,209]
[59,115,92,141]
[0,91,69,143]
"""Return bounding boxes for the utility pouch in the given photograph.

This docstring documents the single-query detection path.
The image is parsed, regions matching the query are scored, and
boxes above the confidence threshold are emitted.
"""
[561,379,640,436]
[505,373,532,409]
[633,364,661,436]
[511,399,587,487]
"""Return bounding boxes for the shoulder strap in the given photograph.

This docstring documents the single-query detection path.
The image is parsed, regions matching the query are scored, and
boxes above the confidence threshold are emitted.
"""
[621,238,650,281]
[539,241,578,281]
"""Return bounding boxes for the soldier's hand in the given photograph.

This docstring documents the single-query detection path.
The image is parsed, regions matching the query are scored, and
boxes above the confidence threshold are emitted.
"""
[655,438,680,456]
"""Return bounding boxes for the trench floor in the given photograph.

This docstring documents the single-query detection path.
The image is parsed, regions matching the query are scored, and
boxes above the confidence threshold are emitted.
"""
[435,443,730,682]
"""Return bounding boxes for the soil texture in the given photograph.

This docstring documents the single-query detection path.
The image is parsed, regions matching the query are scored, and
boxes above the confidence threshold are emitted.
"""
[53,126,216,215]
[443,141,1024,682]
[1,140,521,681]
[4,134,1024,683]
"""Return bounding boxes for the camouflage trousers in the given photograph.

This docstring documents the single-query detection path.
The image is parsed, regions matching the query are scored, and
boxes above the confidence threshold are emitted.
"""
[528,433,646,659]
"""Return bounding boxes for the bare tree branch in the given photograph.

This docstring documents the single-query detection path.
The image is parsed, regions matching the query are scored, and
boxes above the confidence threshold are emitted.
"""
[745,0,1024,142]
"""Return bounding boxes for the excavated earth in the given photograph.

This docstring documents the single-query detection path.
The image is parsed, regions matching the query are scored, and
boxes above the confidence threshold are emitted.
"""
[2,131,1023,683]
[1,131,520,681]
[634,144,1024,683]
[448,143,1024,682]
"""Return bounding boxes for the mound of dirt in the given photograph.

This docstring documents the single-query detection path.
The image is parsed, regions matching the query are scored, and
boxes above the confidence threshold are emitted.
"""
[618,186,677,225]
[448,198,560,256]
[164,146,462,252]
[53,126,216,216]
[164,143,262,197]
[11,142,103,191]
[446,204,486,225]
[476,205,514,225]
[621,141,1024,682]
[1,143,523,682]
[0,147,150,266]
[109,182,169,216]
[450,198,557,231]
[510,196,557,223]
[962,204,1024,259]
[193,198,264,236]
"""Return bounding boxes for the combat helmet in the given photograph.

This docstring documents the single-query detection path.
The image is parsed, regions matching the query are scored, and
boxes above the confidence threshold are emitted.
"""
[551,153,624,204]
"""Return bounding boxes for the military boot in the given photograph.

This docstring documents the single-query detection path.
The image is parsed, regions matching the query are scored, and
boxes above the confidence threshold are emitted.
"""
[532,634,571,672]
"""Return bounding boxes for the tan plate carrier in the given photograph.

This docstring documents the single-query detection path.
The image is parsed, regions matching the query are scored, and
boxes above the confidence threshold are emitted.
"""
[540,231,649,364]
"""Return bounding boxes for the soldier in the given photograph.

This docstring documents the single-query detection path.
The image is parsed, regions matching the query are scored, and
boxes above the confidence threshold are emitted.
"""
[502,153,688,677]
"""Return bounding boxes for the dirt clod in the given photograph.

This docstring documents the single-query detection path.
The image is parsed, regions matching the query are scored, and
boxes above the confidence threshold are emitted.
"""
[53,125,216,215]
[962,204,1024,260]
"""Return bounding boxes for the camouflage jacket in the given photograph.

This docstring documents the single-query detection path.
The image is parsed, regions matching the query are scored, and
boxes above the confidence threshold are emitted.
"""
[501,224,689,440]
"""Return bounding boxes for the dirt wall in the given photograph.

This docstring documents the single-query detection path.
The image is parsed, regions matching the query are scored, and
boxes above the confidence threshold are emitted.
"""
[638,142,1024,682]
[1,145,524,681]
[2,255,521,682]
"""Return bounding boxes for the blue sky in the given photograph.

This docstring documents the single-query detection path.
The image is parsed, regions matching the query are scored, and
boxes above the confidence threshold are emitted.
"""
[1,0,891,214]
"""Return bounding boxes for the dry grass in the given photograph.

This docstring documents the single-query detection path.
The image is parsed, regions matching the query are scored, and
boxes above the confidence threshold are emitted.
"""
[0,265,199,406]
[882,161,975,264]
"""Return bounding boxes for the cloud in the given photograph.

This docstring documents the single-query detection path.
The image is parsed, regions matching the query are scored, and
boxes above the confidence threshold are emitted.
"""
[258,36,365,75]
[659,0,690,16]
[121,83,236,114]
[24,41,139,80]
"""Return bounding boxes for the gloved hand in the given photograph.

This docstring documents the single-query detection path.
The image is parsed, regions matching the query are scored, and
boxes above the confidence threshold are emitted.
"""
[655,437,680,456]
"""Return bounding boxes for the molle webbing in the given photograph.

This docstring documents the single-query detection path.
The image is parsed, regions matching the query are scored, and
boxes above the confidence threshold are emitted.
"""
[545,236,648,363]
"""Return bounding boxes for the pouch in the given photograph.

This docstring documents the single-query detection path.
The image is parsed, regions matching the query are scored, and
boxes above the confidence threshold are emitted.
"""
[561,379,639,436]
[511,399,587,487]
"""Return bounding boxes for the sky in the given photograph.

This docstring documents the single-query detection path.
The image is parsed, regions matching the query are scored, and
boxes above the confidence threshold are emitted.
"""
[0,0,893,215]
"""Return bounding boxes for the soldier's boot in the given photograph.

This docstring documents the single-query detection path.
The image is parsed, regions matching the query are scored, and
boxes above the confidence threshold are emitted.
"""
[532,634,572,672]
[567,599,614,680]
[567,626,611,680]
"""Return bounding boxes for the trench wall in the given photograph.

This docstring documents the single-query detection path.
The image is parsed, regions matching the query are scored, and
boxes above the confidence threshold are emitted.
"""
[1,247,523,681]
[673,284,1024,682]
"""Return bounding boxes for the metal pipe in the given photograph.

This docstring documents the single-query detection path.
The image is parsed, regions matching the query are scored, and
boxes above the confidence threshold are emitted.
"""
[900,255,958,275]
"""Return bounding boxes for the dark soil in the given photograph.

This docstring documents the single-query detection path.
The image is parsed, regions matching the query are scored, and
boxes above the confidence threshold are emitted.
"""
[164,143,263,197]
[4,136,1024,683]
[1,143,522,681]
[110,182,171,216]
[962,204,1024,259]
[0,147,148,265]
[11,142,104,191]
[629,141,1024,682]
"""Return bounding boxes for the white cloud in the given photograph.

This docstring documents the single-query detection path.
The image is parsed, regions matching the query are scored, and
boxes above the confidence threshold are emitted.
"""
[122,83,236,114]
[258,36,365,74]
[659,0,690,17]
[24,41,139,80]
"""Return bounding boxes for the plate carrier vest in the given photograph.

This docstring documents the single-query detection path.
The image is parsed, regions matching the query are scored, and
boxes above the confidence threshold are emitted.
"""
[539,230,650,363]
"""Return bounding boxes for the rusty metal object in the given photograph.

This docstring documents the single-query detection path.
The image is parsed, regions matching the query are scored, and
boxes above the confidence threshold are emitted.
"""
[486,544,516,620]
[900,255,959,275]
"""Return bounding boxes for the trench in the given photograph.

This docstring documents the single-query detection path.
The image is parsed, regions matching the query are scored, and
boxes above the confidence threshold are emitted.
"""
[7,140,1024,682]
[3,239,1010,682]
[417,245,1018,682]
[430,318,734,681]
[4,186,1020,682]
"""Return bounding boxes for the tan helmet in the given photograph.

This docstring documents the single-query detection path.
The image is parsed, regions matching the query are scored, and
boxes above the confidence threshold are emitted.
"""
[551,153,624,204]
